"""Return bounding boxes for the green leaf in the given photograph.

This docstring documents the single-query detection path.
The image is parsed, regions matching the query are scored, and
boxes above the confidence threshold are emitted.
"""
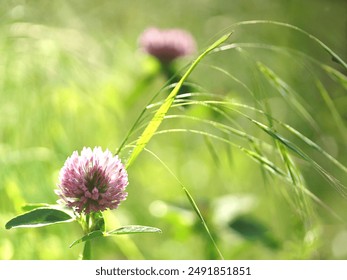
[69,225,162,248]
[70,230,104,248]
[228,216,280,249]
[5,207,74,229]
[107,225,162,235]
[21,203,52,211]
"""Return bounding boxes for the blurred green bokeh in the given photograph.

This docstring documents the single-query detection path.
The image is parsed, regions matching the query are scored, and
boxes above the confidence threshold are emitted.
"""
[1,0,346,259]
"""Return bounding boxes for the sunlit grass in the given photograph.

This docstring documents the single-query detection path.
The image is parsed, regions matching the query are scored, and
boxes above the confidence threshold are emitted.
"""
[1,2,347,260]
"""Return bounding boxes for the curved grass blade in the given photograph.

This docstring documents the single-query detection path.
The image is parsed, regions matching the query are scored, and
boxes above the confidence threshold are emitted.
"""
[248,118,347,196]
[125,32,232,168]
[281,122,347,174]
[257,62,318,130]
[153,128,342,220]
[172,98,347,176]
[230,20,347,71]
[70,226,161,248]
[155,128,288,179]
[142,147,224,260]
[226,101,347,174]
[183,187,224,259]
[5,207,74,229]
[322,65,347,90]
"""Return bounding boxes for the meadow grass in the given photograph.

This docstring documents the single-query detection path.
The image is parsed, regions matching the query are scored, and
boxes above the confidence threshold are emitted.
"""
[1,2,347,260]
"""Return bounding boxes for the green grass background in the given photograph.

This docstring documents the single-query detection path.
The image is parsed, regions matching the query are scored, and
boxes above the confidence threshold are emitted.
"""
[1,0,347,259]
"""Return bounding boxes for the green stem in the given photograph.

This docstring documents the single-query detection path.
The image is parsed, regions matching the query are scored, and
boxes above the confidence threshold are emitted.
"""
[86,213,90,231]
[81,213,92,260]
[82,240,92,260]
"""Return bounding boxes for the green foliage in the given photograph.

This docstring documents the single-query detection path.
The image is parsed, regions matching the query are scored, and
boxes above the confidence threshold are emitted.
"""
[5,207,74,229]
[70,225,162,247]
[1,0,347,260]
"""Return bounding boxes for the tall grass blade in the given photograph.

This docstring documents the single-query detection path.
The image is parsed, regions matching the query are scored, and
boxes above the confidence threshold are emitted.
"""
[142,147,225,260]
[183,187,224,259]
[125,33,232,168]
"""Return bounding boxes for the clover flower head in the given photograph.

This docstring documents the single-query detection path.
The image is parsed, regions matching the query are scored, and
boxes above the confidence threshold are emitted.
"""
[139,27,197,63]
[56,147,128,214]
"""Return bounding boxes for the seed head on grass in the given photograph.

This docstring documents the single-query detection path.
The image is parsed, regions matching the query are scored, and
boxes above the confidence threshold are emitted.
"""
[139,27,197,64]
[56,147,128,214]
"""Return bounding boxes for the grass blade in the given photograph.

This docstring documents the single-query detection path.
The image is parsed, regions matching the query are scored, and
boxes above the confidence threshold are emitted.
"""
[125,33,232,168]
[257,62,318,130]
[231,20,347,71]
[249,118,347,196]
[183,187,224,259]
[142,147,225,259]
[322,65,347,90]
[153,128,342,220]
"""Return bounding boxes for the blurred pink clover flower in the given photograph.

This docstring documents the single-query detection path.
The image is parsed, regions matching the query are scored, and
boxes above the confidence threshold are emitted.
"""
[139,27,197,63]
